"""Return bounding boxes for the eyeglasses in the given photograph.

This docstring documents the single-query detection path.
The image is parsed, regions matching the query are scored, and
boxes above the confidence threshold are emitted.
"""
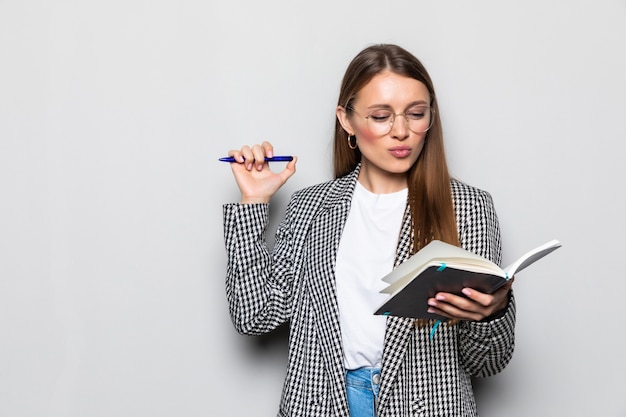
[347,105,434,136]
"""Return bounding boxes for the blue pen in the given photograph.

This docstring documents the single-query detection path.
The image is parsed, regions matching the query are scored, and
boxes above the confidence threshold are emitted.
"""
[218,156,294,162]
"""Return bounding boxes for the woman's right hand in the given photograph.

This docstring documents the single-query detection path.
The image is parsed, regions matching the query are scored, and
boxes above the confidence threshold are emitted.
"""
[226,141,297,204]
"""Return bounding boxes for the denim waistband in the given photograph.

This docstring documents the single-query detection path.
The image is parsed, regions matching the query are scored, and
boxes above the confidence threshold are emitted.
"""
[345,367,381,390]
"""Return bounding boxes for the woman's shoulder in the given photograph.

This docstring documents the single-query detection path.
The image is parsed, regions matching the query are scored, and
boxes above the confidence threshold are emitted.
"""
[294,177,339,196]
[291,169,357,204]
[280,174,355,224]
[450,177,494,201]
[450,177,497,216]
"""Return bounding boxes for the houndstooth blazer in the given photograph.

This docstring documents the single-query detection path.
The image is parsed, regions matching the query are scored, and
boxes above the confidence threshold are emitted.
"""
[223,166,515,417]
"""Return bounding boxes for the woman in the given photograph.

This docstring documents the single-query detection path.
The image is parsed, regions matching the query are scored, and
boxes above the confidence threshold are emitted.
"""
[222,44,515,417]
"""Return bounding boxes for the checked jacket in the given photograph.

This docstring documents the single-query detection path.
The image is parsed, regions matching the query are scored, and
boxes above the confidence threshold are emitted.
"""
[223,166,515,417]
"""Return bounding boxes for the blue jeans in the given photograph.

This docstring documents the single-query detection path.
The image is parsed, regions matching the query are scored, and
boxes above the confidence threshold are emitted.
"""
[345,367,381,417]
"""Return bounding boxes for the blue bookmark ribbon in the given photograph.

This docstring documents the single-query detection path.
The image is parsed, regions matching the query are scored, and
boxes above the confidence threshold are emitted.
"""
[430,263,447,339]
[430,320,442,340]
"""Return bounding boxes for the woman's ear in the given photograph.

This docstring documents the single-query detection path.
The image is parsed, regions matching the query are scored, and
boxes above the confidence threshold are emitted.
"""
[336,106,354,136]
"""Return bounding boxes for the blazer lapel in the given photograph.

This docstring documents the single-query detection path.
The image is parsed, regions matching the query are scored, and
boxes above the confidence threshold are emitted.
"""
[305,169,358,402]
[378,207,415,409]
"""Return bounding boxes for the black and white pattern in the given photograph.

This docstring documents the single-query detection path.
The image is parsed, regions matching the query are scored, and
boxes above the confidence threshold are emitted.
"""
[223,167,515,417]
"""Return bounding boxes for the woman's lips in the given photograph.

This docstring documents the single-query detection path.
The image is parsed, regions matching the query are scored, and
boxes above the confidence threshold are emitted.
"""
[389,147,412,158]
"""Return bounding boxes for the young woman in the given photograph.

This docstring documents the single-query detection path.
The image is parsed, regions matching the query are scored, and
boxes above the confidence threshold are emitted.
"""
[222,44,515,417]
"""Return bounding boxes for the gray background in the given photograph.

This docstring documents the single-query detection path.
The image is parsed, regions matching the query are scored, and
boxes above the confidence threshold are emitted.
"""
[1,1,625,416]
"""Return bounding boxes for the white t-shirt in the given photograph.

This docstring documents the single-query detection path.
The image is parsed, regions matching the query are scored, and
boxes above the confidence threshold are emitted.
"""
[335,181,408,370]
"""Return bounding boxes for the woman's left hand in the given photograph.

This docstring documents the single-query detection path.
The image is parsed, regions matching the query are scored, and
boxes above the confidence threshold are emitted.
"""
[426,278,514,321]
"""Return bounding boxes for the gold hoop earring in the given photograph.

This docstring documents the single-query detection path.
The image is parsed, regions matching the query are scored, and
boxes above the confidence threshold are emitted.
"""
[347,135,357,150]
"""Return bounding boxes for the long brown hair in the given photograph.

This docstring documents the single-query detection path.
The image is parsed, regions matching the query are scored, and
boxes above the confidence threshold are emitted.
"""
[334,44,459,253]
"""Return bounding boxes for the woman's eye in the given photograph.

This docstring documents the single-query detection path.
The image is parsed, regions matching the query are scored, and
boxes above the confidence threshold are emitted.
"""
[407,108,427,119]
[369,112,392,122]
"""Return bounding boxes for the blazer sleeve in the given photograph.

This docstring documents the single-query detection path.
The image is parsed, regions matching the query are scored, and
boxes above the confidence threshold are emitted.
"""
[455,186,516,377]
[223,203,295,335]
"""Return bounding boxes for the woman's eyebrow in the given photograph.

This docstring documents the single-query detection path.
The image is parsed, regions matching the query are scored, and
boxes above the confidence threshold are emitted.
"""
[406,100,429,107]
[366,100,430,110]
[365,103,393,110]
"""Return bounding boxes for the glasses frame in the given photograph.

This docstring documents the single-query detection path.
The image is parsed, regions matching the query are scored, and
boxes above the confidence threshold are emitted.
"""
[347,105,435,136]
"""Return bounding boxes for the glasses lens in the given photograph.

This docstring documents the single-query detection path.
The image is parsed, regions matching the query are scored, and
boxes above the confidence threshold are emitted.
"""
[366,110,394,135]
[405,106,433,133]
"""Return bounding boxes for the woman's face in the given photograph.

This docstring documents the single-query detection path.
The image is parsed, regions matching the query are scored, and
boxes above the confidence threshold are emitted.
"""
[337,70,431,193]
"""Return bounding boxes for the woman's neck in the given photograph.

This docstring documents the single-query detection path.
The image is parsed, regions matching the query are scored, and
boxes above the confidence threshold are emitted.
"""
[357,165,408,194]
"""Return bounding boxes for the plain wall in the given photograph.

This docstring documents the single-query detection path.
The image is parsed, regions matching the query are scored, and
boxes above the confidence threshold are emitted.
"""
[1,1,625,416]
